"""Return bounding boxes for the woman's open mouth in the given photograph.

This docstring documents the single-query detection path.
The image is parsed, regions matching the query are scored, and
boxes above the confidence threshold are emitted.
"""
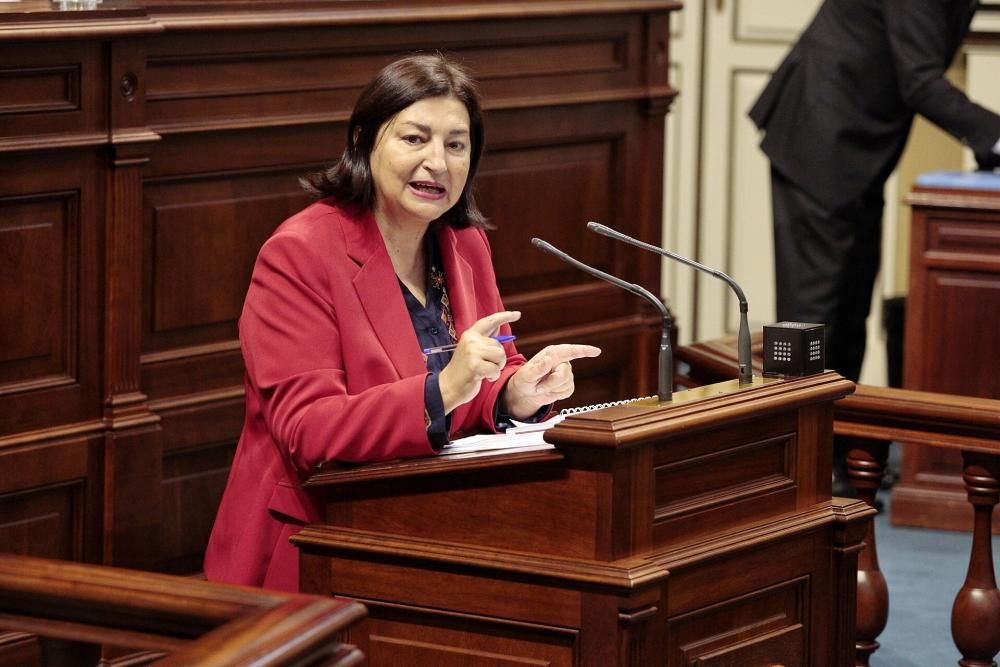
[409,181,447,199]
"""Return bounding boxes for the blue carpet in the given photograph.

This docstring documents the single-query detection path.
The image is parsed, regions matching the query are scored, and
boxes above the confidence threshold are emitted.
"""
[869,491,1000,667]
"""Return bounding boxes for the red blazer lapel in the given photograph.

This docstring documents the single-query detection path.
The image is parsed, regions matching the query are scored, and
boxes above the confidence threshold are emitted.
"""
[343,209,426,379]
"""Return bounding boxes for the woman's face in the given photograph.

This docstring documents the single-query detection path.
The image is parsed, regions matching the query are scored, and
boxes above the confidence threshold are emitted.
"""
[369,95,472,230]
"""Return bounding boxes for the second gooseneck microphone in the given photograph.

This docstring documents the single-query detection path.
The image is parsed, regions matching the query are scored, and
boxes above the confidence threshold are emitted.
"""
[588,221,753,386]
[531,238,673,403]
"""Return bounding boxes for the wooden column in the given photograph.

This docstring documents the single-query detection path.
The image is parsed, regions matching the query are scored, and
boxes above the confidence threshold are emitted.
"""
[845,438,890,667]
[102,36,163,569]
[832,497,874,667]
[951,452,1000,667]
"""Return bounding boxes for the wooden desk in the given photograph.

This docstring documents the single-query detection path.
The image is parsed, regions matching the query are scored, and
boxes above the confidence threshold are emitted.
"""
[0,0,679,582]
[893,184,1000,532]
[294,373,873,666]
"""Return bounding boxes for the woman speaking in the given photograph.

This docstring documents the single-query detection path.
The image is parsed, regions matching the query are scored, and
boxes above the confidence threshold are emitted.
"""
[205,54,600,590]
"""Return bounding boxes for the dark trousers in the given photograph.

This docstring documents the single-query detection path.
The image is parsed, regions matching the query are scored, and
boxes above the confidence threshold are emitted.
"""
[770,166,884,383]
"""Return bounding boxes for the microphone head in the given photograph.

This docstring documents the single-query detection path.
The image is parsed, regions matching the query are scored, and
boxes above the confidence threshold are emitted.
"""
[531,237,551,252]
[586,221,603,232]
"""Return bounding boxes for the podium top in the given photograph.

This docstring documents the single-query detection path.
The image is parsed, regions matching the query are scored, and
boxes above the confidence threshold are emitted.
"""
[546,371,854,448]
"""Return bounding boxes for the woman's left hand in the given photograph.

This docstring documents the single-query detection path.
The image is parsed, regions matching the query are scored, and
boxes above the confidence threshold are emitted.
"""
[501,344,601,420]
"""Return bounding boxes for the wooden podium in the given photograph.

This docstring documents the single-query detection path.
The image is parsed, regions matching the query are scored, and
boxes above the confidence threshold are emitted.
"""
[894,183,1000,532]
[293,372,872,666]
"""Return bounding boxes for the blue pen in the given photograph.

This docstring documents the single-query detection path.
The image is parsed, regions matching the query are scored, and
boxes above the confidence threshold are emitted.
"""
[423,335,516,355]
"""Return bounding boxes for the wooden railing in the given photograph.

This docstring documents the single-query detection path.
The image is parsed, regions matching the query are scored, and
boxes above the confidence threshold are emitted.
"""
[0,554,366,666]
[676,335,1000,667]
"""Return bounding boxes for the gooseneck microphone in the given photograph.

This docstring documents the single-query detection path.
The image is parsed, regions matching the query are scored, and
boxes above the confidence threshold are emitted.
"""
[587,221,753,387]
[531,237,673,402]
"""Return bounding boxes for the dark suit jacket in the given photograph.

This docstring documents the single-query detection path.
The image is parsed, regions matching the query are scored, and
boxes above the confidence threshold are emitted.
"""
[204,200,525,591]
[750,0,1000,209]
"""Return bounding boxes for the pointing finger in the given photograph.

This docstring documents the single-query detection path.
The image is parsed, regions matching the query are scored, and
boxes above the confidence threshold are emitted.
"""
[519,345,601,383]
[470,310,522,337]
[534,344,601,370]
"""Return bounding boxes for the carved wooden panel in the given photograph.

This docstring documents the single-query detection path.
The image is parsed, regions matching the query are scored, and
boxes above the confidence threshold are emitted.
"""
[325,464,598,560]
[0,151,102,435]
[666,541,813,664]
[143,13,654,130]
[143,165,313,357]
[0,192,76,384]
[357,605,578,667]
[156,396,242,573]
[918,270,1000,397]
[652,411,799,548]
[332,558,585,630]
[897,192,1000,531]
[671,584,806,666]
[0,41,105,142]
[0,484,84,562]
[0,435,96,562]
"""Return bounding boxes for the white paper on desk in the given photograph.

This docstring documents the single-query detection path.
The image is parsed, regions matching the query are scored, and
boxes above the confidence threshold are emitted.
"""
[505,413,565,434]
[443,429,553,453]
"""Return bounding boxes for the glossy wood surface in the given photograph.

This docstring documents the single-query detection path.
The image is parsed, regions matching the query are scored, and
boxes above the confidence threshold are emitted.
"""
[0,0,677,594]
[895,186,1000,533]
[0,552,366,666]
[677,334,1000,667]
[297,373,872,666]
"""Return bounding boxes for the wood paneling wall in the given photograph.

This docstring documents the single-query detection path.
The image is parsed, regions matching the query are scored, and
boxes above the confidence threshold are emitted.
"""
[0,0,679,582]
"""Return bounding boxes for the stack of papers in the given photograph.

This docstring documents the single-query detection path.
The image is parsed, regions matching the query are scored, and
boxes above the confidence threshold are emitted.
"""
[442,414,565,454]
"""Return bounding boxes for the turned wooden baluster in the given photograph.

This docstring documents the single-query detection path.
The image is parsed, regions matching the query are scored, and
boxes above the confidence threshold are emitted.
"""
[951,452,1000,667]
[846,438,890,667]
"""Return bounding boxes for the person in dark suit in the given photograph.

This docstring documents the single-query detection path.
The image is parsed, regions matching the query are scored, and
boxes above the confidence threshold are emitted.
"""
[750,0,1000,385]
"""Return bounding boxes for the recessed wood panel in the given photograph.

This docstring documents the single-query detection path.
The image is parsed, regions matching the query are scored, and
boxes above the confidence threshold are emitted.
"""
[145,124,341,180]
[0,483,83,561]
[654,432,794,518]
[143,167,313,353]
[156,394,242,573]
[151,194,294,332]
[0,193,75,385]
[928,218,1000,256]
[141,347,246,401]
[359,606,578,667]
[161,438,237,574]
[333,558,584,630]
[652,411,798,548]
[145,15,644,130]
[919,271,1000,398]
[0,148,102,436]
[0,42,104,139]
[478,138,618,294]
[669,575,806,666]
[0,65,79,115]
[328,463,598,560]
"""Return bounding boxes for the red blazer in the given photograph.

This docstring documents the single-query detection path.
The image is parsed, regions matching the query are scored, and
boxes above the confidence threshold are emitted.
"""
[204,200,525,591]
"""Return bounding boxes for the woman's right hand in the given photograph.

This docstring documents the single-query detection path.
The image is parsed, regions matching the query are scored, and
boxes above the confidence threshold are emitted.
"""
[439,311,521,413]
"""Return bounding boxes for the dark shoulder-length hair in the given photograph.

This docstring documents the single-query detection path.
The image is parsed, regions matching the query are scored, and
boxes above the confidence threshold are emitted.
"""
[303,53,488,230]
